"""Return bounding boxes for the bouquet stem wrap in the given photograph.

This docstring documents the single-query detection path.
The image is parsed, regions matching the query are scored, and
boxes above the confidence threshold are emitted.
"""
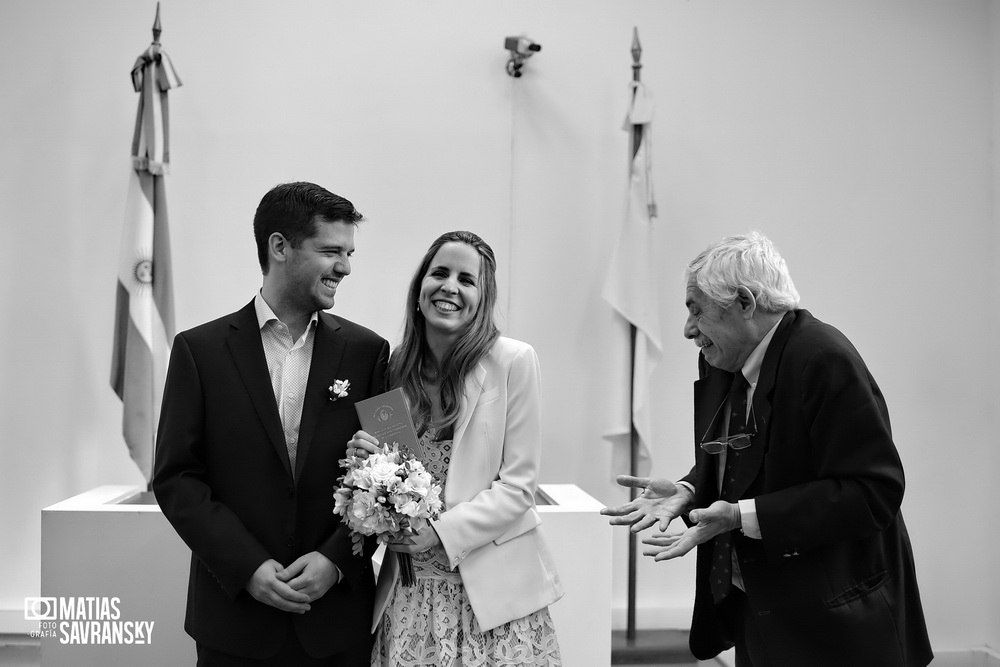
[397,552,416,587]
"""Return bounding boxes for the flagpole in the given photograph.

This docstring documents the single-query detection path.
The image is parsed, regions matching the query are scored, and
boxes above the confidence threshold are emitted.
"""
[626,26,643,643]
[611,27,695,665]
[147,2,160,494]
[152,2,161,44]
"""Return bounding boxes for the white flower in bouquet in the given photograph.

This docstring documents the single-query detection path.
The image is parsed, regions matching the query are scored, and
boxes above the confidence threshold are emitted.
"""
[369,457,401,487]
[393,498,420,518]
[404,468,433,495]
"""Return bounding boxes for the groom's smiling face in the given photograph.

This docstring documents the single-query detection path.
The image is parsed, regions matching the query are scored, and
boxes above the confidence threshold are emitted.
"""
[283,217,355,313]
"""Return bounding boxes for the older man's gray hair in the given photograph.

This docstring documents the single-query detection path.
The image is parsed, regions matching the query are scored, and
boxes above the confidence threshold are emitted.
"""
[685,231,801,313]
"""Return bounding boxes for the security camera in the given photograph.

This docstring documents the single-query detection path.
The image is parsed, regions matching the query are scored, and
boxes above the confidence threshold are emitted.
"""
[504,36,541,57]
[504,35,542,78]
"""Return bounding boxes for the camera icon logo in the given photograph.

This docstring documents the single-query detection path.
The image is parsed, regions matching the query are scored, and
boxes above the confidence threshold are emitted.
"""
[24,597,57,621]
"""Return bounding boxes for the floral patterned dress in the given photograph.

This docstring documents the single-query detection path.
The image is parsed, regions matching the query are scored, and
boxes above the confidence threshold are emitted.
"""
[371,428,562,666]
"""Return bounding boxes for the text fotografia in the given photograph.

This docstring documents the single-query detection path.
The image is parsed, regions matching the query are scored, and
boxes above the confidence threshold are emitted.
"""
[24,597,154,645]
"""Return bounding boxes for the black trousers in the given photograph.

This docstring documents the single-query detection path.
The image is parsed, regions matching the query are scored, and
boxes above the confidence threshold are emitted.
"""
[196,631,371,667]
[719,589,773,667]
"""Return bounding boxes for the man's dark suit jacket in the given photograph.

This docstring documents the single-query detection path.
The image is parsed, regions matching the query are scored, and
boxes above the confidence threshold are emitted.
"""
[152,300,388,659]
[683,309,932,666]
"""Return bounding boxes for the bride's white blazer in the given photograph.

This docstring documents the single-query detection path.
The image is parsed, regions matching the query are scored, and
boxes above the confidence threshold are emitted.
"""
[373,336,564,633]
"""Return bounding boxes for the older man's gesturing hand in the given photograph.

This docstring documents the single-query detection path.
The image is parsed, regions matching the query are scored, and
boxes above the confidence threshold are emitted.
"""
[641,500,740,561]
[601,475,694,533]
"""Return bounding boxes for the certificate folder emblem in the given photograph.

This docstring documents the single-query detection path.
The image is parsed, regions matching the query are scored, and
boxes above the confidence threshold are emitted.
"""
[354,388,421,457]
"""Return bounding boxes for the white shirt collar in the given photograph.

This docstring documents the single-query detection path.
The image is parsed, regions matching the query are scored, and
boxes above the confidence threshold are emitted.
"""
[253,292,318,332]
[741,317,783,389]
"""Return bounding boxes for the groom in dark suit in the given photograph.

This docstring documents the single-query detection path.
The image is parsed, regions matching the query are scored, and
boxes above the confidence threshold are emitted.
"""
[604,232,932,666]
[153,182,389,666]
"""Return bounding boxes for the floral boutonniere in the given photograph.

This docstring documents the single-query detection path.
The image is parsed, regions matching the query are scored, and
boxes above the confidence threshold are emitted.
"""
[328,379,351,402]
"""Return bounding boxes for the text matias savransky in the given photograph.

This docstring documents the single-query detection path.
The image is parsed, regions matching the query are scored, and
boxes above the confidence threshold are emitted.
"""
[29,597,154,645]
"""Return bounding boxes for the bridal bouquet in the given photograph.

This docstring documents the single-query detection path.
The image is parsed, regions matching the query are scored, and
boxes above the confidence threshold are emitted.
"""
[333,443,443,586]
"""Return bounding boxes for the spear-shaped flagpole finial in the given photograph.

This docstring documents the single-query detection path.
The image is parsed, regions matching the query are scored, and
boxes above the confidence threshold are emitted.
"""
[152,2,162,44]
[631,27,642,82]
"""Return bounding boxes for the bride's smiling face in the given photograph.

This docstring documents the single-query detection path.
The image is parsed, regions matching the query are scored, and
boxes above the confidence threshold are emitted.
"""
[418,241,482,341]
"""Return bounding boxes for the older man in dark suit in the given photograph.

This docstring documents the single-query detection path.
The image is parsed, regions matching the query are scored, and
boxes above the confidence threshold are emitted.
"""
[153,182,389,666]
[604,232,932,666]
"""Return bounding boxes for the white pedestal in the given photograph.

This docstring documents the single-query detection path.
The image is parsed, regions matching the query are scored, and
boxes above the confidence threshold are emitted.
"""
[39,483,610,666]
[40,486,192,667]
[538,483,613,666]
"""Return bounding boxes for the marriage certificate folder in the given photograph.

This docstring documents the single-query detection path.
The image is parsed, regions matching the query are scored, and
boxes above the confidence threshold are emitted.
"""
[354,388,421,457]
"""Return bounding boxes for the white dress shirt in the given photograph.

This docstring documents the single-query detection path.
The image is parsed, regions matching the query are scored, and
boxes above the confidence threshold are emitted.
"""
[730,318,782,540]
[254,292,318,479]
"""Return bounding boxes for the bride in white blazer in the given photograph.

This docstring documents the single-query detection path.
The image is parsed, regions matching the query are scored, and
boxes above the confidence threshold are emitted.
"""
[350,231,563,666]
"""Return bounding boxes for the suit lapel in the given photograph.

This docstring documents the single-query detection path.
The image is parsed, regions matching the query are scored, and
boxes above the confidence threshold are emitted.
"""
[295,312,346,482]
[452,362,487,449]
[728,310,797,498]
[693,368,731,504]
[226,301,290,477]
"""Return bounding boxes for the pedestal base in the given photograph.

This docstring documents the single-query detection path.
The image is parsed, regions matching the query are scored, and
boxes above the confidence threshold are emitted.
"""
[611,628,696,664]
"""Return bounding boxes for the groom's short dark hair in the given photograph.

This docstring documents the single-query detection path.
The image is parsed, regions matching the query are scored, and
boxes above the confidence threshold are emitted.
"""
[253,181,364,274]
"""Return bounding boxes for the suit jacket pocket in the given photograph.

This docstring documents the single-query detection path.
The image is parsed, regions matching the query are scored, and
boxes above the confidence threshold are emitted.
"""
[323,399,356,414]
[477,387,501,406]
[826,570,889,608]
[494,508,541,545]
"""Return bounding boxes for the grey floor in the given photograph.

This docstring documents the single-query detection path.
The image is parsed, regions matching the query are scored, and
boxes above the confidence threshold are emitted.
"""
[0,636,37,667]
[0,634,726,667]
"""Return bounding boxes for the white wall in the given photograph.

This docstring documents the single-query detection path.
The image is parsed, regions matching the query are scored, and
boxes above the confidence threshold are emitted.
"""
[989,0,1000,651]
[1,0,997,654]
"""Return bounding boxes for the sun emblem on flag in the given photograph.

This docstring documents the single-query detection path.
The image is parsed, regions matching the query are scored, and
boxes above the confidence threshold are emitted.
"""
[134,259,153,284]
[130,251,154,292]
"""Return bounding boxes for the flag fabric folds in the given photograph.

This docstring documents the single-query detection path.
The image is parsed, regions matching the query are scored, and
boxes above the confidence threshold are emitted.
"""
[129,38,181,175]
[602,81,661,477]
[110,31,180,482]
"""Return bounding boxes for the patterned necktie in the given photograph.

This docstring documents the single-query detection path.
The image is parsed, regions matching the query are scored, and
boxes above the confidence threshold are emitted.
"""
[710,371,749,604]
